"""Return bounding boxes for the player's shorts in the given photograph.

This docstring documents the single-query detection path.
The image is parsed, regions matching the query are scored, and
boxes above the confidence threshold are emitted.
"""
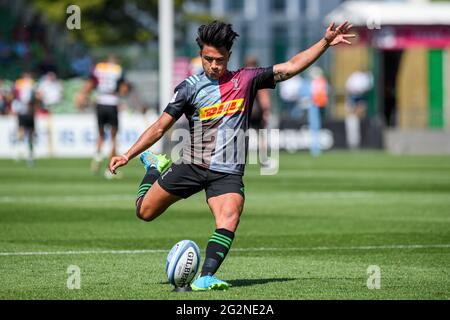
[18,114,35,130]
[158,162,245,200]
[96,104,118,129]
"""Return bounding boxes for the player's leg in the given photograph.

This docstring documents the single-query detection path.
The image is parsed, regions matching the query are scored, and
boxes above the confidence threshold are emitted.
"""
[91,124,105,172]
[26,124,35,167]
[103,105,122,179]
[109,126,118,161]
[137,161,205,222]
[108,106,119,161]
[135,150,179,221]
[104,124,119,179]
[204,193,243,270]
[92,105,108,173]
[14,122,25,161]
[136,181,181,222]
[192,174,245,291]
[207,193,244,232]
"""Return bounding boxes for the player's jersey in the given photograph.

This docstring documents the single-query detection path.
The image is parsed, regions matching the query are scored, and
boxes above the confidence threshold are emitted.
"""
[164,67,275,175]
[91,62,124,106]
[12,78,35,115]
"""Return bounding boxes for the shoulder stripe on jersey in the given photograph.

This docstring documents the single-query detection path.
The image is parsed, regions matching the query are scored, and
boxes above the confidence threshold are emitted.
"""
[189,76,197,84]
[193,75,200,82]
[186,78,194,86]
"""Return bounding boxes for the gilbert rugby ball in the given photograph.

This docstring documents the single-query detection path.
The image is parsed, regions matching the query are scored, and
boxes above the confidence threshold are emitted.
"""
[166,240,201,287]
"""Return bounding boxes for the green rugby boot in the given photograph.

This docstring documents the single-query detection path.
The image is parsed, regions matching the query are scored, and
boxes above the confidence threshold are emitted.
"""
[139,150,171,174]
[191,275,231,291]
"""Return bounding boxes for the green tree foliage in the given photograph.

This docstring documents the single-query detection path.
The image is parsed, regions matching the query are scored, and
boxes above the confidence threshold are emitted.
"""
[31,0,198,47]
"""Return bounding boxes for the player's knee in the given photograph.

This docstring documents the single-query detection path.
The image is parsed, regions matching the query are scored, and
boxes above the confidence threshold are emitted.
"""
[136,203,158,222]
[136,207,153,222]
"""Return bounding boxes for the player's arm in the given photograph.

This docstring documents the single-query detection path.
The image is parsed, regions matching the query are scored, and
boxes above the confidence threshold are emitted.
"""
[74,79,95,109]
[109,112,176,174]
[273,21,354,83]
[109,82,190,174]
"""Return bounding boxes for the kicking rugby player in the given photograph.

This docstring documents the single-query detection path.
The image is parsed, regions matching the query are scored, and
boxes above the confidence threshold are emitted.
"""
[109,21,354,291]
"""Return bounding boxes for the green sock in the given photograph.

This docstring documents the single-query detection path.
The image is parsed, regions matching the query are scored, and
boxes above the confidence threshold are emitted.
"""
[201,229,235,276]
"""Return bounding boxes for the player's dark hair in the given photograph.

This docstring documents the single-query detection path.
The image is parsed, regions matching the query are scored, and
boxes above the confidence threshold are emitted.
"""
[196,21,239,52]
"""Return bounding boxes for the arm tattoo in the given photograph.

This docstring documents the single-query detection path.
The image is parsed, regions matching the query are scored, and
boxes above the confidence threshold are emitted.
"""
[274,69,291,83]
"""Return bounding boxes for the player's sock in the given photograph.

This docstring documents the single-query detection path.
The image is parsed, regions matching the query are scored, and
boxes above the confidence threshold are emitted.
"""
[201,229,235,277]
[135,167,160,207]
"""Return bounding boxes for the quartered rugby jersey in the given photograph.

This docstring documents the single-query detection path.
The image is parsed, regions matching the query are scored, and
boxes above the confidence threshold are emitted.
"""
[164,67,276,175]
[13,78,35,115]
[91,62,125,106]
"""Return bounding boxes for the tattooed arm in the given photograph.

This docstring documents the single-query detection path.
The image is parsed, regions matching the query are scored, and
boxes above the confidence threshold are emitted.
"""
[273,21,355,83]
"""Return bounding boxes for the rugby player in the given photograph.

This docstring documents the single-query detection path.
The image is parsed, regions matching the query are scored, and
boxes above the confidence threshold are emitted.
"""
[76,54,128,178]
[109,21,354,291]
[11,72,39,167]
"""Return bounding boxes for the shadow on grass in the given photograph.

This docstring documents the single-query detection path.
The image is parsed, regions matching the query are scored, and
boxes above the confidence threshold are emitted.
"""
[157,278,297,287]
[228,278,297,288]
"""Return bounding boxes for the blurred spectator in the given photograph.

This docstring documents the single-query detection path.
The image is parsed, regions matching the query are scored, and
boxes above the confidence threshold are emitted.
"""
[345,70,373,149]
[310,67,329,119]
[0,79,12,115]
[279,75,302,119]
[37,72,63,110]
[308,67,329,157]
[296,67,329,156]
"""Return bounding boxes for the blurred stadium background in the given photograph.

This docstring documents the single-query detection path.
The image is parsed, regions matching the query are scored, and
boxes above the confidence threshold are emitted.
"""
[1,0,449,156]
[0,0,450,300]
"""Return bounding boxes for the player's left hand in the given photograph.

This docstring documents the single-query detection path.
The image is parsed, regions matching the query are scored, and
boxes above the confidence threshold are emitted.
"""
[324,21,355,46]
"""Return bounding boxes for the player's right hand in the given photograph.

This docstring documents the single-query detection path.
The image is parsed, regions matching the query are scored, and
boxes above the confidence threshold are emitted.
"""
[109,156,129,174]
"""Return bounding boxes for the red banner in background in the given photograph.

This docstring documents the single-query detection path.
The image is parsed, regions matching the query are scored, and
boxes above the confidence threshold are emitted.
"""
[172,57,191,90]
[357,26,450,49]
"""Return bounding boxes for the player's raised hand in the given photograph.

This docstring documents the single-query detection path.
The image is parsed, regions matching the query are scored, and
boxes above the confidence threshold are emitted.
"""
[109,155,129,174]
[324,21,355,46]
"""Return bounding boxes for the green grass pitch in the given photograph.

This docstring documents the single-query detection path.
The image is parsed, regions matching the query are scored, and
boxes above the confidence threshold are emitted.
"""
[0,152,449,300]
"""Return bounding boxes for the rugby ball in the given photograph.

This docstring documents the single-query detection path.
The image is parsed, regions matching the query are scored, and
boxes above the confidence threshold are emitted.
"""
[166,240,201,287]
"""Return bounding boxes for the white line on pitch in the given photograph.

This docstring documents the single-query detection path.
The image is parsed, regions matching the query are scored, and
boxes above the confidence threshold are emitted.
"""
[0,195,134,203]
[0,244,449,257]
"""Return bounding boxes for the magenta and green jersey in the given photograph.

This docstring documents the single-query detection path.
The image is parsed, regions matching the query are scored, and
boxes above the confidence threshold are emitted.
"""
[164,67,276,175]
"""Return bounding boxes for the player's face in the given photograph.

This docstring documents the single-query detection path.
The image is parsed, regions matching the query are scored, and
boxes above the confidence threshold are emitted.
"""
[200,45,230,80]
